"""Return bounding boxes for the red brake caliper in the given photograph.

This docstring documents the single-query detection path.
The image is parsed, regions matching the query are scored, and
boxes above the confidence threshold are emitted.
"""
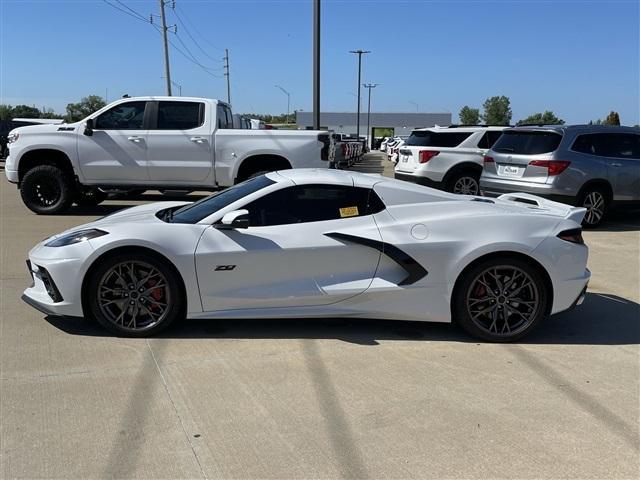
[146,279,164,311]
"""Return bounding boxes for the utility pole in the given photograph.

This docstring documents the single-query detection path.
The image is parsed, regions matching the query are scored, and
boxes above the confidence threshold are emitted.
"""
[158,0,172,96]
[363,83,378,149]
[409,101,419,113]
[312,0,321,130]
[223,49,231,104]
[349,50,370,139]
[275,85,291,124]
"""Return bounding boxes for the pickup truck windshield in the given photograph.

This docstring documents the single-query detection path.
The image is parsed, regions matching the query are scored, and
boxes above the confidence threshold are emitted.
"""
[170,175,276,224]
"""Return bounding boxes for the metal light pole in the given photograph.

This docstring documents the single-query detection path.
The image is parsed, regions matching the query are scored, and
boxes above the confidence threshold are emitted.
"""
[409,101,419,112]
[349,50,370,139]
[275,85,291,124]
[364,83,378,149]
[312,0,321,129]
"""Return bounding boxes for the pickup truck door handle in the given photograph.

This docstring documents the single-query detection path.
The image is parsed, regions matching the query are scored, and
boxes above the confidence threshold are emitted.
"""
[610,162,623,167]
[190,137,207,144]
[127,136,143,143]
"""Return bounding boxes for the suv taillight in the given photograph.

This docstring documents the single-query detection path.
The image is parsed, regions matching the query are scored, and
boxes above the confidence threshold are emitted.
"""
[483,155,494,163]
[419,150,439,163]
[529,160,571,175]
[557,228,584,245]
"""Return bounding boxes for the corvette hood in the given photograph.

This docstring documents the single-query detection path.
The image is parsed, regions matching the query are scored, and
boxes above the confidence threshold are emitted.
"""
[46,201,192,241]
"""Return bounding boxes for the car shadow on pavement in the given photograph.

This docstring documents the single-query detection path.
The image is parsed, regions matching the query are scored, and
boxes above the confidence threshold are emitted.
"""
[44,292,639,345]
[594,209,640,232]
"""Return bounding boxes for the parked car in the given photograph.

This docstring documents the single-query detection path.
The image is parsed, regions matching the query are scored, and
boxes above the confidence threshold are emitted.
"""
[23,169,589,342]
[250,119,265,129]
[480,125,640,227]
[380,137,392,152]
[232,114,251,129]
[394,126,506,195]
[1,118,64,158]
[389,139,405,164]
[4,96,332,214]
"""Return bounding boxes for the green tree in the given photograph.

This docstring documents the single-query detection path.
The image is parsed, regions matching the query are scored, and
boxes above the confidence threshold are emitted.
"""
[459,106,480,125]
[0,104,13,121]
[517,111,565,126]
[603,111,621,125]
[11,104,41,118]
[481,96,512,125]
[65,95,107,122]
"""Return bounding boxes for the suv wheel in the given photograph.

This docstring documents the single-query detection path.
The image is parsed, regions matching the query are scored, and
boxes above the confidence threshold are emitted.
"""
[20,165,74,215]
[448,171,480,195]
[579,187,608,228]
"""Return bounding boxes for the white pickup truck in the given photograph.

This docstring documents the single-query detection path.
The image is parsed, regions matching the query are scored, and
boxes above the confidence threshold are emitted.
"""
[5,96,332,214]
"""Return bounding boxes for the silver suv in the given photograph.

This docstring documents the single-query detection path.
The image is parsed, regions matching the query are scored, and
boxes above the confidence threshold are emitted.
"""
[480,125,640,227]
[394,126,506,195]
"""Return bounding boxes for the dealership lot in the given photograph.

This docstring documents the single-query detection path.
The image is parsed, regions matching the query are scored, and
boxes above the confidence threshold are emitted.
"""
[1,154,638,479]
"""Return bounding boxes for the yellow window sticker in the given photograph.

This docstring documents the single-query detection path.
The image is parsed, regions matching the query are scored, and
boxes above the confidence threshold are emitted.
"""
[339,206,359,218]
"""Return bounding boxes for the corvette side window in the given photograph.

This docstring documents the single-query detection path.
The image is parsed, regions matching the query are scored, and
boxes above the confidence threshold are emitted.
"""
[245,185,384,227]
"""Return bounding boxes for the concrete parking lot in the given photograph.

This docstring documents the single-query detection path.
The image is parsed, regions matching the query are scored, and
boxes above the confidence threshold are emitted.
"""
[1,153,639,479]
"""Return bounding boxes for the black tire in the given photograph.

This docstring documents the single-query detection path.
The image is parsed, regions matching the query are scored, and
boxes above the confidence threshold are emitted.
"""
[452,256,550,342]
[74,187,107,206]
[446,170,481,195]
[86,251,185,337]
[577,186,609,228]
[20,165,74,215]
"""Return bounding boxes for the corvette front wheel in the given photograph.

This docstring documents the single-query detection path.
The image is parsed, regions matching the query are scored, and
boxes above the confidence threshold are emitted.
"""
[453,257,549,342]
[87,252,184,337]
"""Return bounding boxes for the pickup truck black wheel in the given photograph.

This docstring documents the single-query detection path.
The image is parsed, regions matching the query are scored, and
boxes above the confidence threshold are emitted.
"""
[87,251,185,337]
[452,256,549,342]
[20,165,74,215]
[75,187,107,206]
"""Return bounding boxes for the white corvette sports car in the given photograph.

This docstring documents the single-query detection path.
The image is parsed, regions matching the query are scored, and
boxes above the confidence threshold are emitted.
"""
[23,169,590,341]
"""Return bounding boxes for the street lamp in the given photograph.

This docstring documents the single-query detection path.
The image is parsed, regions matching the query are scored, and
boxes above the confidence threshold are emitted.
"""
[349,49,370,139]
[363,83,379,149]
[408,101,419,113]
[275,85,291,124]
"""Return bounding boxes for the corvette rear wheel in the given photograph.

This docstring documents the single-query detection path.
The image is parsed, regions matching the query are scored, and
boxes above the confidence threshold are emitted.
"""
[87,252,184,337]
[453,257,549,342]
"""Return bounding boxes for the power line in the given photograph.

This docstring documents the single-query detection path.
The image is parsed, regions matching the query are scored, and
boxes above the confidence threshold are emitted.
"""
[174,3,224,53]
[113,0,147,21]
[102,0,148,24]
[172,7,222,63]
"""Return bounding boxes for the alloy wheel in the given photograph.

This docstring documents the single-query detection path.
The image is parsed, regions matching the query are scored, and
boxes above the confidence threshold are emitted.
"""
[97,261,171,331]
[582,191,605,226]
[466,265,540,337]
[453,176,479,195]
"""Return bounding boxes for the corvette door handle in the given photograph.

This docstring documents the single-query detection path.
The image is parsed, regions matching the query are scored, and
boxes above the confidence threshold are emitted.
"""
[190,137,207,144]
[610,162,622,167]
[127,136,143,143]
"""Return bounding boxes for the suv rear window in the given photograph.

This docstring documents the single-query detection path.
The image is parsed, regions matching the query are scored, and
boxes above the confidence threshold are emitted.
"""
[405,131,473,148]
[492,130,562,155]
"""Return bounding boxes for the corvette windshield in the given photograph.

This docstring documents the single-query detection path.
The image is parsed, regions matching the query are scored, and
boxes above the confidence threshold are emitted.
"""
[169,175,275,224]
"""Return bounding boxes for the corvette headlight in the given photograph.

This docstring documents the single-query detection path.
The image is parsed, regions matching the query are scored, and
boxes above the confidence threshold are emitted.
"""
[45,229,108,247]
[7,132,19,144]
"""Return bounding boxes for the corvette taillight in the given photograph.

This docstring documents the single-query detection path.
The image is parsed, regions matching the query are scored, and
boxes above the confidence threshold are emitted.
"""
[529,160,571,175]
[419,150,439,163]
[557,228,584,245]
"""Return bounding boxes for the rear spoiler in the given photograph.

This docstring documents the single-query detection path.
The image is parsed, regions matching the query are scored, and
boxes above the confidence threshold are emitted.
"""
[497,192,586,224]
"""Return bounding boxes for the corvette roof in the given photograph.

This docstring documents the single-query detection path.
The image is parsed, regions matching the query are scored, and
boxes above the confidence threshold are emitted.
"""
[273,169,385,188]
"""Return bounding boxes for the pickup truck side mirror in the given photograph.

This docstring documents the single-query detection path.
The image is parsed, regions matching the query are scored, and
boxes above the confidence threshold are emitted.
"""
[84,118,94,137]
[216,209,250,229]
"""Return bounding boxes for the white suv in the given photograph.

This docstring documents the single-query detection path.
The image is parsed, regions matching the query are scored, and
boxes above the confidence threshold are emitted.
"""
[394,126,506,194]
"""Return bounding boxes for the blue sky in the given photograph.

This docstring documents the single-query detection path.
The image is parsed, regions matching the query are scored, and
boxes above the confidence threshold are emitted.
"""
[1,0,638,124]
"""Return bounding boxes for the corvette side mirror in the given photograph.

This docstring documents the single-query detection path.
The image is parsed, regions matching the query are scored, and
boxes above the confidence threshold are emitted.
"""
[217,209,249,229]
[84,118,94,136]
